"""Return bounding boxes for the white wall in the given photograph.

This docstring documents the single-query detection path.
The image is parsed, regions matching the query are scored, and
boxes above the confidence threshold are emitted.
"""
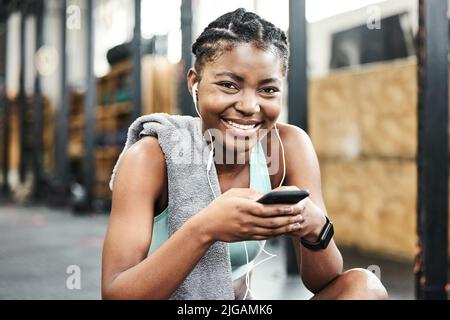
[67,0,87,89]
[41,0,62,106]
[94,0,133,76]
[5,12,20,98]
[307,0,418,78]
[24,16,36,96]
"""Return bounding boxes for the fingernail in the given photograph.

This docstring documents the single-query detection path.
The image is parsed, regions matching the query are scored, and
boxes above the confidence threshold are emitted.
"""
[292,223,301,230]
[282,207,294,214]
[295,215,303,222]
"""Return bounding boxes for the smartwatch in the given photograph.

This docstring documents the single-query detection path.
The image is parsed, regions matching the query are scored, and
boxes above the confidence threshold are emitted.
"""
[300,216,334,251]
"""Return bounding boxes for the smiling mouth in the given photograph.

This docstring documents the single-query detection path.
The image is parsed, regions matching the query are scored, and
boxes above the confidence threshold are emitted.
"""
[220,118,263,135]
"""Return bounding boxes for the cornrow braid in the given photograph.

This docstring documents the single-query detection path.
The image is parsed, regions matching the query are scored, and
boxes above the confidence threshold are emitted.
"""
[192,8,290,77]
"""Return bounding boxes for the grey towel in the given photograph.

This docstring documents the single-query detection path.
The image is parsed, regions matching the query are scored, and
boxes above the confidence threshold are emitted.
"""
[109,112,235,300]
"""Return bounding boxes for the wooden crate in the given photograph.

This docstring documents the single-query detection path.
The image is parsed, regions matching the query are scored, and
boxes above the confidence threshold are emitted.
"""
[309,58,417,159]
[309,57,450,261]
[321,158,417,260]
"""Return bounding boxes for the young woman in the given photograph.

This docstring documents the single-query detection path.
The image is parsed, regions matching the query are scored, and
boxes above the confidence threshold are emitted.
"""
[101,8,388,300]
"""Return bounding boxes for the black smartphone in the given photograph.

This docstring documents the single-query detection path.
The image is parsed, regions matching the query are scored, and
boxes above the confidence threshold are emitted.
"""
[256,190,310,205]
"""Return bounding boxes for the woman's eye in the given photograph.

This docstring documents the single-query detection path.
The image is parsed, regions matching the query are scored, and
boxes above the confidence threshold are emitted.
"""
[261,87,279,94]
[219,83,237,90]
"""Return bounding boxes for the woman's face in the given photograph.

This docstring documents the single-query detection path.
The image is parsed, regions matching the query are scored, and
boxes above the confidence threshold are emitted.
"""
[189,43,285,155]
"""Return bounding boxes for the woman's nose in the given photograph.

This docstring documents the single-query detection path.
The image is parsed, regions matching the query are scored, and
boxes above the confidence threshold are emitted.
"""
[234,93,260,115]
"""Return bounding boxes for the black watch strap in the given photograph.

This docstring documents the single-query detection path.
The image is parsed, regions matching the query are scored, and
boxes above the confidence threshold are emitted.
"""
[300,216,334,251]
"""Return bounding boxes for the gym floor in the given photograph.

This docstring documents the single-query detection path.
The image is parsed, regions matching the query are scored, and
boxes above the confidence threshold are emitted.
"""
[0,203,416,300]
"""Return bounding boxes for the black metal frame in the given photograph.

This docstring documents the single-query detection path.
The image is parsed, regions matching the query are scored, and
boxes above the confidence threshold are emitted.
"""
[31,0,44,201]
[288,0,308,131]
[18,1,28,184]
[416,0,449,300]
[131,0,142,122]
[83,0,95,211]
[286,0,308,275]
[53,0,70,204]
[179,0,193,116]
[0,6,9,197]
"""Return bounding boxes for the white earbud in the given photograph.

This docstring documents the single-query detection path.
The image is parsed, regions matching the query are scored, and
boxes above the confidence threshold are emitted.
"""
[192,82,199,116]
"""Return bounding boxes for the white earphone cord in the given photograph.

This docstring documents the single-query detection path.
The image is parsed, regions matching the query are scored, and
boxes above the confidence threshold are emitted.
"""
[192,82,286,300]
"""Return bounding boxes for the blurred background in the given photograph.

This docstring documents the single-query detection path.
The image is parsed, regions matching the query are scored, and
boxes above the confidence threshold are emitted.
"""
[0,0,448,300]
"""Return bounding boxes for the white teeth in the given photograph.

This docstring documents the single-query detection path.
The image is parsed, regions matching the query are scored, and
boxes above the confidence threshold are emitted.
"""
[226,120,258,130]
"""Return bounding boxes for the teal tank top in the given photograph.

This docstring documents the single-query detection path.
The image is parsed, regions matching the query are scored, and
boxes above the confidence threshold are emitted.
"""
[148,141,273,281]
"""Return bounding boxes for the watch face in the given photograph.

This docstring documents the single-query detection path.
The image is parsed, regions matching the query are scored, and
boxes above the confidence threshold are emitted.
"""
[320,223,334,249]
[320,223,333,242]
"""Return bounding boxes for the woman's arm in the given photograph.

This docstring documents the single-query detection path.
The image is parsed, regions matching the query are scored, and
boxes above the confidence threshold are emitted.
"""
[101,137,214,300]
[280,124,343,293]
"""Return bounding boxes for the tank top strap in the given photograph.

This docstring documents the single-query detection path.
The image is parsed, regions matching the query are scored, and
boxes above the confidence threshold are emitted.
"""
[250,141,272,193]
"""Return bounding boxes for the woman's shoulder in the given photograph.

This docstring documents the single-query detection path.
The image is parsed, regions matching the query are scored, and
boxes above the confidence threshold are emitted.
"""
[260,123,310,188]
[274,122,315,159]
[114,136,167,192]
[275,122,309,145]
[271,122,318,183]
[111,135,167,211]
[278,122,322,186]
[124,136,166,168]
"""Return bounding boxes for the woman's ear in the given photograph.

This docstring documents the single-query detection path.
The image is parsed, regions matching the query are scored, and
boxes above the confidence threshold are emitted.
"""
[187,68,199,96]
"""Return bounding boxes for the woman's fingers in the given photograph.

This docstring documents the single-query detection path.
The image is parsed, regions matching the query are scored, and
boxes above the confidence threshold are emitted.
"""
[250,214,304,229]
[250,223,304,239]
[243,201,304,218]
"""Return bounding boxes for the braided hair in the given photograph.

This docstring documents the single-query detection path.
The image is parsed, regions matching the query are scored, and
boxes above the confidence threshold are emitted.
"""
[192,8,290,77]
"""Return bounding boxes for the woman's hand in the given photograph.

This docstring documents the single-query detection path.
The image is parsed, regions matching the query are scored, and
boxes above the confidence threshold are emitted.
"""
[271,186,327,242]
[193,188,305,243]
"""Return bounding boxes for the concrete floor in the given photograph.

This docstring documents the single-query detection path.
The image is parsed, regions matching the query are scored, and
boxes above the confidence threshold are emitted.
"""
[0,203,417,300]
